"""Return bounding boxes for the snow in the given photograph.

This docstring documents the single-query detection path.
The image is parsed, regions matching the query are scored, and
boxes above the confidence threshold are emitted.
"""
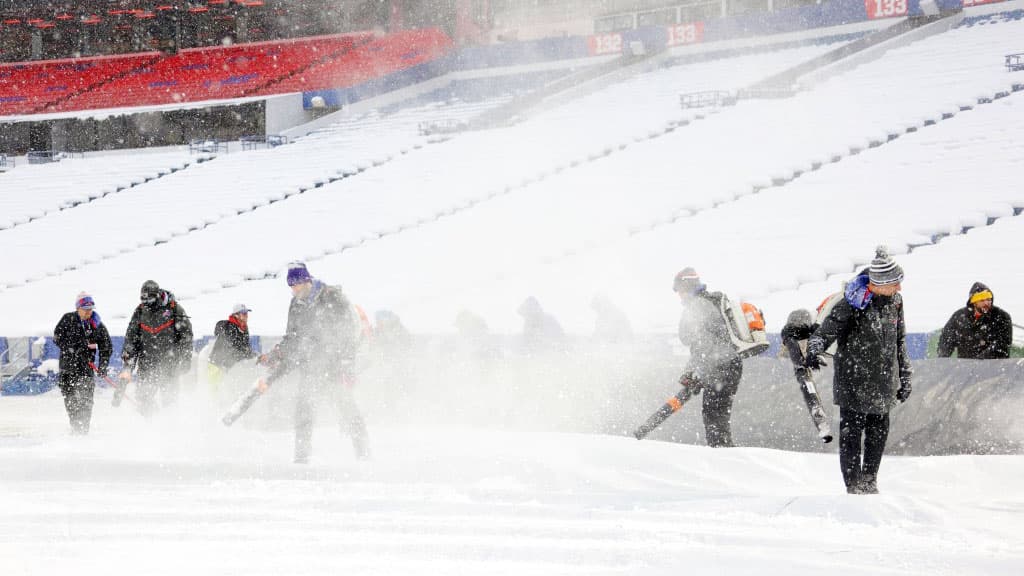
[0,16,1021,337]
[2,6,1024,573]
[2,390,1023,575]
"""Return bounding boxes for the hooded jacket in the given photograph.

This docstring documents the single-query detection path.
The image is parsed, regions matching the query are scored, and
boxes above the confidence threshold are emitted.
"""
[807,274,913,415]
[209,315,255,370]
[122,290,193,376]
[937,282,1012,359]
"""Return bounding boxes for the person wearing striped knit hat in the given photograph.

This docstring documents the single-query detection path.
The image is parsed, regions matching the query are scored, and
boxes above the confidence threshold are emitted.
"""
[937,282,1013,359]
[805,246,913,495]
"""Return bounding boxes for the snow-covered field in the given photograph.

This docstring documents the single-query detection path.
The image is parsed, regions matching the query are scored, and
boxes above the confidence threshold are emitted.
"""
[3,6,1024,574]
[2,390,1023,576]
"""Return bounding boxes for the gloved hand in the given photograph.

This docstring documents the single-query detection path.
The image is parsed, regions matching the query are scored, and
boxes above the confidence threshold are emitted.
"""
[256,354,268,366]
[804,354,827,371]
[679,371,702,395]
[97,366,108,379]
[896,377,912,403]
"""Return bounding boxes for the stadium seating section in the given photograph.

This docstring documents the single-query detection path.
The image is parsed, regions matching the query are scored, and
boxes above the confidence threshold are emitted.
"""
[0,52,159,115]
[0,29,452,116]
[251,28,453,96]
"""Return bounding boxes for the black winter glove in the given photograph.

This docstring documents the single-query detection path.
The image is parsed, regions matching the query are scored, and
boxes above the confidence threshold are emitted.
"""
[896,379,912,403]
[804,354,827,371]
[679,371,702,395]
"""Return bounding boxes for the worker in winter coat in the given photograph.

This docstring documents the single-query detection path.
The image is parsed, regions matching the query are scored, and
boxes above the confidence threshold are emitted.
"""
[260,263,369,463]
[673,268,743,448]
[53,292,112,434]
[119,280,193,415]
[937,282,1012,359]
[806,247,912,495]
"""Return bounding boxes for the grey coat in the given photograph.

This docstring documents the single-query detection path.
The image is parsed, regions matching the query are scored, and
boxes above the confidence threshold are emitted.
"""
[678,291,740,377]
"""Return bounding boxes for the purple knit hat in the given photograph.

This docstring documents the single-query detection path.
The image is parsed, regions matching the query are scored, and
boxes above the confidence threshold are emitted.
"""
[286,262,312,286]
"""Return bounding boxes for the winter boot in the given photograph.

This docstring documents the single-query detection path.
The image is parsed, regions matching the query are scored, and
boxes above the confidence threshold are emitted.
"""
[842,466,861,494]
[857,473,879,495]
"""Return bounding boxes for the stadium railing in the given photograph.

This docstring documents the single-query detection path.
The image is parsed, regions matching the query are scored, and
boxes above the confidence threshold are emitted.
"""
[26,150,82,164]
[1006,53,1024,72]
[240,134,288,150]
[679,90,736,109]
[189,138,228,154]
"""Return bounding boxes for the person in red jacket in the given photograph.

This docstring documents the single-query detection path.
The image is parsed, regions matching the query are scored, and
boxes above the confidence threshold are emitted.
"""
[208,304,256,385]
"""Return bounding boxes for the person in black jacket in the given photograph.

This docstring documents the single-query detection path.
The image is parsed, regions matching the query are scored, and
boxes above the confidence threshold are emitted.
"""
[53,292,113,434]
[937,282,1012,359]
[517,296,566,354]
[673,268,743,448]
[209,304,256,375]
[119,280,193,416]
[260,262,368,463]
[806,247,913,495]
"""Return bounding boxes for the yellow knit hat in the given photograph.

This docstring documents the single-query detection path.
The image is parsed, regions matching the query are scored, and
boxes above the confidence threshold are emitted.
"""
[969,290,993,304]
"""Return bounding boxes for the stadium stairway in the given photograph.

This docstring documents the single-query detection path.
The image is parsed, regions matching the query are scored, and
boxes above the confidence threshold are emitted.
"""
[530,82,1024,298]
[467,48,656,130]
[292,10,1024,332]
[750,11,964,92]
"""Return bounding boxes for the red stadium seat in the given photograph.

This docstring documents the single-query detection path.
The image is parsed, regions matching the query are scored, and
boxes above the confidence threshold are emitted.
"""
[257,29,452,95]
[0,53,159,116]
[1,30,449,116]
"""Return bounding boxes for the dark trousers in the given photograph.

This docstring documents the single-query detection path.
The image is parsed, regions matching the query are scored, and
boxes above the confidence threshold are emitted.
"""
[700,358,743,448]
[59,373,95,435]
[839,407,890,487]
[135,367,179,417]
[294,375,369,463]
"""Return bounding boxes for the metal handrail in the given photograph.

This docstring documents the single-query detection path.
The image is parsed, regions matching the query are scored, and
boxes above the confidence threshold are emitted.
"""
[417,119,468,136]
[240,134,289,151]
[1006,53,1024,72]
[189,138,228,154]
[679,90,735,109]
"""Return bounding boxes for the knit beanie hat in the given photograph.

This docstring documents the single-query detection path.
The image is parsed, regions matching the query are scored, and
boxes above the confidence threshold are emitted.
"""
[967,282,993,305]
[673,267,705,294]
[286,262,312,286]
[140,279,160,297]
[75,291,95,310]
[868,246,904,286]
